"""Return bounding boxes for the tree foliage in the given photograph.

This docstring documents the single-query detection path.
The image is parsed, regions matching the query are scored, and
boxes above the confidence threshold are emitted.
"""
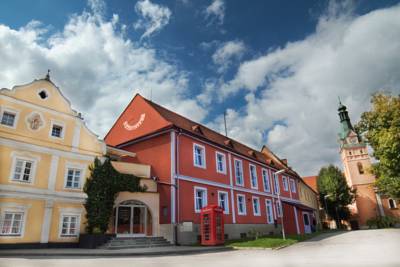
[317,165,355,227]
[356,93,400,198]
[83,157,146,234]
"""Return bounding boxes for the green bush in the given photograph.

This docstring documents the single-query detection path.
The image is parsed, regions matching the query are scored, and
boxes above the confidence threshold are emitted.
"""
[366,216,399,229]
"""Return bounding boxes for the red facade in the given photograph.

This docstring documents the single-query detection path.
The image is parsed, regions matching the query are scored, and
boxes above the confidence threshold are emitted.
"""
[105,94,312,237]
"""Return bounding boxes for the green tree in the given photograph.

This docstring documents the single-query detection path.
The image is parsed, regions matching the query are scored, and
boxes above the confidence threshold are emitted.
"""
[317,165,355,228]
[356,93,400,199]
[83,157,146,234]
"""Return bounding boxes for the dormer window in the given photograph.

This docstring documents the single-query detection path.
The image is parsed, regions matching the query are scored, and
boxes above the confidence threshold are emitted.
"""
[38,90,48,99]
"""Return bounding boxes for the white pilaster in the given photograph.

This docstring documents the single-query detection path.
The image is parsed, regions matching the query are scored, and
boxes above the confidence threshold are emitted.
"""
[293,206,300,234]
[71,121,82,152]
[40,199,54,243]
[376,193,385,216]
[170,131,176,224]
[47,155,59,190]
[228,153,236,223]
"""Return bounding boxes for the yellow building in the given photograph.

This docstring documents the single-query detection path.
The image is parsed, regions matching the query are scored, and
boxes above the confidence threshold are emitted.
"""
[0,75,106,246]
[298,179,321,230]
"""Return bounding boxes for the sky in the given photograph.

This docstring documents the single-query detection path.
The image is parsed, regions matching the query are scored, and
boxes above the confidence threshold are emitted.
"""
[1,0,400,176]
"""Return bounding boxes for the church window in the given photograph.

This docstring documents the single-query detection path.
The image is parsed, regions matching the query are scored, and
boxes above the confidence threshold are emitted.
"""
[388,199,397,209]
[357,162,364,174]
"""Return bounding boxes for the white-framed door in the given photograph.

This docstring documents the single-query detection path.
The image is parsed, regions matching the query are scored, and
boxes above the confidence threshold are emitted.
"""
[302,212,311,234]
[115,204,147,237]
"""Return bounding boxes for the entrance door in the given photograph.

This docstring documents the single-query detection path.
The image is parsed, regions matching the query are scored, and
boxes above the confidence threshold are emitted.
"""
[303,212,311,234]
[116,205,147,236]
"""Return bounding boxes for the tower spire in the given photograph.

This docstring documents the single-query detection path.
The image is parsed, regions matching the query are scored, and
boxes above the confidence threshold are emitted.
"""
[45,69,51,81]
[337,100,354,140]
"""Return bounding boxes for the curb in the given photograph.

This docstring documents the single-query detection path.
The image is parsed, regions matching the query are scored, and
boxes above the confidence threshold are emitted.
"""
[0,247,233,258]
[230,246,272,250]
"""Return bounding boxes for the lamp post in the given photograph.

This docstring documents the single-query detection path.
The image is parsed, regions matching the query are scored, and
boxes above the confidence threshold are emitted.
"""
[274,169,286,240]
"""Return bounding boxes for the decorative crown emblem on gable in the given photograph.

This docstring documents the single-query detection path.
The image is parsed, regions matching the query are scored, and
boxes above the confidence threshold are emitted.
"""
[123,113,146,131]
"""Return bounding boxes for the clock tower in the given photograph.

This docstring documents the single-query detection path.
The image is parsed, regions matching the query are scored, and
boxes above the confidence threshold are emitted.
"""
[337,101,384,229]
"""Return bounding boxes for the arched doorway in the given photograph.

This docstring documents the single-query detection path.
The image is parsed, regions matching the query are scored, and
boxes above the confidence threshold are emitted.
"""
[113,200,152,237]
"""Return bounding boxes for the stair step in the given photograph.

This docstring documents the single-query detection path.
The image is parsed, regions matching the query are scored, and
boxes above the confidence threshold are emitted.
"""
[101,243,172,250]
[100,236,172,250]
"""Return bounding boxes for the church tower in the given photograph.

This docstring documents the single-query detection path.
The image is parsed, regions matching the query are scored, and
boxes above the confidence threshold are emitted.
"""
[337,101,384,228]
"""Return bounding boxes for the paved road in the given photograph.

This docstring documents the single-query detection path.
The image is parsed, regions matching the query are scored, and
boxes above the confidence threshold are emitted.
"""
[1,229,399,267]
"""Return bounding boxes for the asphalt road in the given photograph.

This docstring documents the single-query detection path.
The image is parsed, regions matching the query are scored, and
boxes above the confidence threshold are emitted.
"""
[1,229,399,267]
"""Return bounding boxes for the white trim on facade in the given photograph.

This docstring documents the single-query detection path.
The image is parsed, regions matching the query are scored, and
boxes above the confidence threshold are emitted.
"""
[9,153,40,185]
[233,158,244,186]
[215,151,227,174]
[262,168,271,193]
[71,121,82,152]
[227,153,236,223]
[249,164,258,189]
[265,199,274,224]
[236,194,246,215]
[49,119,66,140]
[0,106,20,129]
[40,200,54,243]
[63,161,87,190]
[47,155,59,190]
[194,186,208,213]
[58,212,81,238]
[170,131,176,224]
[0,202,31,239]
[293,206,300,234]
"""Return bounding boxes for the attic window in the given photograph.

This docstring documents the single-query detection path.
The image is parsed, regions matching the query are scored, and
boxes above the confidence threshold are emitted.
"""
[191,124,203,134]
[224,139,233,147]
[248,150,256,157]
[38,90,48,99]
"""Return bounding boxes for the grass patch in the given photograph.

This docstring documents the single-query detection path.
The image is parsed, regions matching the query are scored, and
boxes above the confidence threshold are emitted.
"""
[225,231,326,249]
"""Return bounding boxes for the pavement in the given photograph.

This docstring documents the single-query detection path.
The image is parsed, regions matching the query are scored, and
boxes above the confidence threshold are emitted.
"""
[0,229,399,267]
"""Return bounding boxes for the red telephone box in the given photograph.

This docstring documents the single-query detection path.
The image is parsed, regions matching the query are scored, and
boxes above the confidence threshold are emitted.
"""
[200,205,224,245]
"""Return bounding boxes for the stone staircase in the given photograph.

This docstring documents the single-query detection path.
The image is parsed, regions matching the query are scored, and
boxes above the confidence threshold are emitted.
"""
[99,236,172,250]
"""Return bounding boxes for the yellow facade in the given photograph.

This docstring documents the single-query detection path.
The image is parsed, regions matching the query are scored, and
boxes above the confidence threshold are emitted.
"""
[298,180,321,226]
[0,77,105,245]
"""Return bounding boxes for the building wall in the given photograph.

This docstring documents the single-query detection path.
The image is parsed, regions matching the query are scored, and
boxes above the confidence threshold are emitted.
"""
[0,79,104,245]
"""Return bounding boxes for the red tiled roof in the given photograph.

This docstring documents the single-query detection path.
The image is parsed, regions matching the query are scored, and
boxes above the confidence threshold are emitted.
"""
[302,176,318,193]
[143,97,284,170]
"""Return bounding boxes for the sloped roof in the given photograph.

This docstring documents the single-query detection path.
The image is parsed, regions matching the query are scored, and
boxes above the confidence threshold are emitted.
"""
[141,95,288,171]
[302,176,318,193]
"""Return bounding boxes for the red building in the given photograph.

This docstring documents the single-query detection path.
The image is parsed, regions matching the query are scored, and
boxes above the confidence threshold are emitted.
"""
[105,94,312,244]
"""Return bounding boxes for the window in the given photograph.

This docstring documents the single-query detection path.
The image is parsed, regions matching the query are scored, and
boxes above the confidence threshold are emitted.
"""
[65,168,82,189]
[262,169,271,192]
[12,158,34,183]
[276,200,283,217]
[234,159,244,185]
[0,212,24,236]
[193,144,206,168]
[237,194,246,215]
[51,124,63,138]
[215,152,226,174]
[249,164,258,189]
[388,198,397,209]
[194,187,207,212]
[290,179,296,193]
[218,191,229,214]
[60,215,79,237]
[273,174,280,195]
[38,90,48,99]
[1,111,16,127]
[265,199,274,224]
[282,176,289,191]
[357,162,364,174]
[252,197,261,216]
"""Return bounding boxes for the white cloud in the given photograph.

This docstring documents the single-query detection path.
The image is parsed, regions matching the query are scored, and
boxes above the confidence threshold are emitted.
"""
[0,1,206,138]
[212,40,246,73]
[134,0,172,39]
[204,0,225,25]
[210,3,400,176]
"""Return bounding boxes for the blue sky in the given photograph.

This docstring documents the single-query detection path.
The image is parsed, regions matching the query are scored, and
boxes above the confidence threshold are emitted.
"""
[1,0,400,175]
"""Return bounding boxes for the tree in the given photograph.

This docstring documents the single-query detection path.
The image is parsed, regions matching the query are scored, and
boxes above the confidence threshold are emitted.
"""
[356,93,400,199]
[83,157,146,234]
[317,165,355,228]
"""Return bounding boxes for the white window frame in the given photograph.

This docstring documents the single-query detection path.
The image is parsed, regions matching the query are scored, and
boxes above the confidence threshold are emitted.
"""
[237,194,246,215]
[234,159,244,186]
[0,203,30,238]
[388,198,397,209]
[0,211,25,237]
[252,196,261,216]
[273,173,280,195]
[265,199,274,224]
[217,191,229,214]
[262,168,271,192]
[49,120,66,140]
[290,179,296,193]
[0,106,19,129]
[194,186,207,213]
[282,176,289,191]
[193,143,206,169]
[64,162,86,190]
[9,154,39,184]
[215,151,227,174]
[249,164,258,189]
[276,200,283,218]
[59,213,81,238]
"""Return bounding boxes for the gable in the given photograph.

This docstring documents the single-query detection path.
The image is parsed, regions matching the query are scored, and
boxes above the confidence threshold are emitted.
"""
[104,94,172,146]
[0,79,76,116]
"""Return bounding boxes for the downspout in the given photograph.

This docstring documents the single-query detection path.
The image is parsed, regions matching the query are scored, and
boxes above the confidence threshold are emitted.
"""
[175,129,182,245]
